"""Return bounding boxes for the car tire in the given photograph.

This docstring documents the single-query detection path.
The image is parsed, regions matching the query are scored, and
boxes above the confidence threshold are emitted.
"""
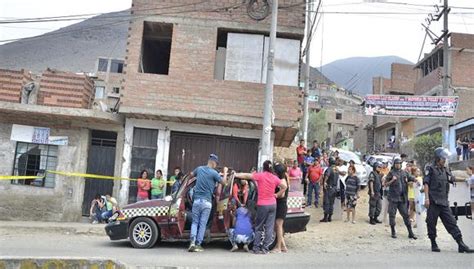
[129,217,159,249]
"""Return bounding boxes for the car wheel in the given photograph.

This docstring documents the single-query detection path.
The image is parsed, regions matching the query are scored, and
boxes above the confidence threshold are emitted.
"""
[129,217,159,249]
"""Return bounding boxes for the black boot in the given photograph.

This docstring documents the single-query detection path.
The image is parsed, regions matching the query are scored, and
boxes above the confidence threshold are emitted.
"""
[320,214,328,222]
[390,225,397,239]
[327,214,332,222]
[407,225,417,240]
[375,218,382,224]
[430,238,440,252]
[456,238,474,253]
[369,217,376,225]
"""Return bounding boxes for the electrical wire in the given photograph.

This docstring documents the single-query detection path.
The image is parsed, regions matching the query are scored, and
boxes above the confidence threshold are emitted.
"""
[0,1,244,43]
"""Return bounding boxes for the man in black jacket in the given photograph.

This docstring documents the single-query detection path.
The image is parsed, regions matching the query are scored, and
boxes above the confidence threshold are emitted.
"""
[368,161,383,225]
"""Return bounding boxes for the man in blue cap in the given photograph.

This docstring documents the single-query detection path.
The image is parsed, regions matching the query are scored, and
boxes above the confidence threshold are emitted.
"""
[188,154,228,252]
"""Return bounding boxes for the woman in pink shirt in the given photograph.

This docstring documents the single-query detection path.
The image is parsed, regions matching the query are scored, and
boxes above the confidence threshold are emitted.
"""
[288,160,302,192]
[136,170,151,202]
[235,160,287,254]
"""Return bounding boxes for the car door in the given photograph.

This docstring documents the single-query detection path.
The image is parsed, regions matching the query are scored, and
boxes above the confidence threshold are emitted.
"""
[168,175,192,237]
[212,173,235,233]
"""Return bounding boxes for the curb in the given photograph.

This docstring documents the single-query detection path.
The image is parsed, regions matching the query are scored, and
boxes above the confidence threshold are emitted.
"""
[0,257,127,269]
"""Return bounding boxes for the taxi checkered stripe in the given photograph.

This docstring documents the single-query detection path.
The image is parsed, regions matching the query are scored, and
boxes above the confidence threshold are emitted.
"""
[122,206,169,219]
[287,197,304,208]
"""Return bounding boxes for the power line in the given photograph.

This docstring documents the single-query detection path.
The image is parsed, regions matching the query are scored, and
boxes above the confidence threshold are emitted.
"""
[0,2,243,43]
[0,1,212,24]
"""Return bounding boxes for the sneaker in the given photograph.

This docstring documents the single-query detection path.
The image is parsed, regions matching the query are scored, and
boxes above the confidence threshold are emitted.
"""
[307,205,312,208]
[243,244,250,252]
[344,219,349,223]
[352,220,356,224]
[230,245,239,252]
[92,220,99,224]
[195,245,204,252]
[188,242,196,252]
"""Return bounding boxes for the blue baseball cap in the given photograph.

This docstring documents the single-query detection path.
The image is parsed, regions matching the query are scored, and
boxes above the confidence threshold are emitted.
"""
[209,154,219,164]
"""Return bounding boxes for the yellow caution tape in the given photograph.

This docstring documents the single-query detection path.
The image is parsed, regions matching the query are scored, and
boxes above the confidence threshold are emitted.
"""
[0,175,43,180]
[0,170,178,183]
[46,170,136,181]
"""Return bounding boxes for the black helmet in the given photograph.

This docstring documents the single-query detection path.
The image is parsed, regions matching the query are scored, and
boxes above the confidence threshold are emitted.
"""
[393,157,402,165]
[372,161,383,169]
[328,157,336,166]
[434,147,450,161]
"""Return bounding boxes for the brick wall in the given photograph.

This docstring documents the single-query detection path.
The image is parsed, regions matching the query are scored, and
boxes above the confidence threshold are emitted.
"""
[0,69,31,103]
[451,32,474,50]
[372,77,391,94]
[131,0,305,30]
[451,48,474,88]
[390,63,417,94]
[414,67,442,95]
[454,87,474,123]
[122,1,304,126]
[38,70,94,109]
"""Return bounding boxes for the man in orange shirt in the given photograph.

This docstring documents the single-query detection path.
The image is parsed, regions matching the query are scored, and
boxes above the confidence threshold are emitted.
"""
[306,158,323,208]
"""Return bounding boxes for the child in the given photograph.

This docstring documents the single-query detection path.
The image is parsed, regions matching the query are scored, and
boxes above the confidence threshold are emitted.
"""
[228,206,254,252]
[344,166,360,224]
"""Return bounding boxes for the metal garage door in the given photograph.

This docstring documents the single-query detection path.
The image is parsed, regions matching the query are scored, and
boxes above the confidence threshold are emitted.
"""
[168,132,259,174]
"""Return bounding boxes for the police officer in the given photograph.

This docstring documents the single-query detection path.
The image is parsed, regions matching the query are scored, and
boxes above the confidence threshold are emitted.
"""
[424,147,473,253]
[368,161,383,225]
[384,157,417,239]
[320,157,339,222]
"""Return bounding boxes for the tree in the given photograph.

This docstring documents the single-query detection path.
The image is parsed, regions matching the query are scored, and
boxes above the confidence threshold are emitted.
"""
[308,109,328,148]
[411,133,442,168]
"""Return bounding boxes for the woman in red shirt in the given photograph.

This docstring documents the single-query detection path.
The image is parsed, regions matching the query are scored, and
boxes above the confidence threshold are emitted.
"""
[137,170,151,202]
[235,160,287,254]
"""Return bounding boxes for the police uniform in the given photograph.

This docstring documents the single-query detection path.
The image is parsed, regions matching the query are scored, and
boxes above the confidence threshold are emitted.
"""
[423,163,462,241]
[368,171,383,221]
[386,167,413,227]
[322,165,339,219]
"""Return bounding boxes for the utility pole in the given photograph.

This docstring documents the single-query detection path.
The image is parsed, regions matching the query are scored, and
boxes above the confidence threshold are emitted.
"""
[260,0,278,163]
[441,0,451,149]
[302,0,312,146]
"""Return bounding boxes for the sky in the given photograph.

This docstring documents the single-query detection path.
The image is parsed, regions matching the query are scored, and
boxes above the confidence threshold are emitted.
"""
[1,0,473,66]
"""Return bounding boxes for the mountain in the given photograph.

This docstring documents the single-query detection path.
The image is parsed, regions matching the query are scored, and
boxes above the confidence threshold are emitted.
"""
[300,62,334,86]
[320,56,413,96]
[0,10,129,73]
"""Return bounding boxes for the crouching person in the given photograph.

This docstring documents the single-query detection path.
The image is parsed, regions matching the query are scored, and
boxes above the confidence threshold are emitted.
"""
[228,207,254,252]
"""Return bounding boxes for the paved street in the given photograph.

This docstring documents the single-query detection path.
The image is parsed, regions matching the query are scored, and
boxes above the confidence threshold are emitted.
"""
[1,199,472,269]
[0,233,471,268]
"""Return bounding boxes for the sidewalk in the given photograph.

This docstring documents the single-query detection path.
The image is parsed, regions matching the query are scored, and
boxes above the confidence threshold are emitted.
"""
[0,220,106,236]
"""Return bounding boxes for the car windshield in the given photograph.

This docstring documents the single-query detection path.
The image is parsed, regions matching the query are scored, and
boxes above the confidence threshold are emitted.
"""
[338,151,362,164]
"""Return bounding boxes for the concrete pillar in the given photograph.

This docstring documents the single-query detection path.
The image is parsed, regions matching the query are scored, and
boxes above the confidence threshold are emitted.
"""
[118,119,133,206]
[155,128,171,193]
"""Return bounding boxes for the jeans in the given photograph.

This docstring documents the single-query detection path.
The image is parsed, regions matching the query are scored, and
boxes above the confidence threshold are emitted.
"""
[253,204,276,252]
[136,196,149,202]
[307,181,320,206]
[93,206,105,222]
[300,164,307,195]
[190,198,212,245]
[228,228,254,246]
[463,148,470,160]
[101,210,113,222]
[151,194,163,200]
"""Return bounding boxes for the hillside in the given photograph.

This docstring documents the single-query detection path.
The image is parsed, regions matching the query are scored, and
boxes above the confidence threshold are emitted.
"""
[320,56,413,96]
[0,11,129,73]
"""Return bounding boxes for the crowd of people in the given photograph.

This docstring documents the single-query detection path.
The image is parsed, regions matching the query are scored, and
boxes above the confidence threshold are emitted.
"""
[136,167,184,202]
[294,139,473,253]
